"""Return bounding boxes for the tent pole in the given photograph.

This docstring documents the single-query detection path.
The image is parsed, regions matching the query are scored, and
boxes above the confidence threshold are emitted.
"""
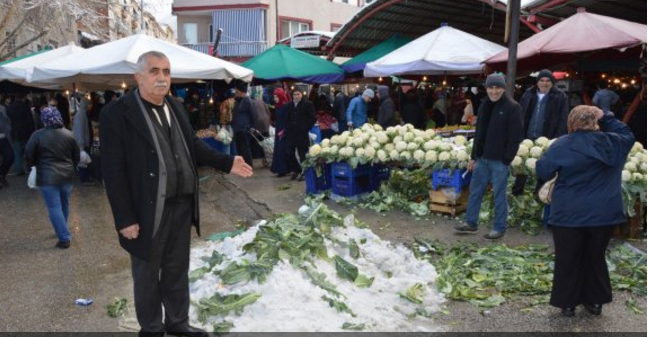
[505,0,521,97]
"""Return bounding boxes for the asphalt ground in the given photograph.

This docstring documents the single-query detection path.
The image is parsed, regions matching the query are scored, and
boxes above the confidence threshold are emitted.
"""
[0,159,645,332]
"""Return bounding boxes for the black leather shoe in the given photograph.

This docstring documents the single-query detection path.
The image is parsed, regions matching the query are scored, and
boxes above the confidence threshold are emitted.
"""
[561,307,575,317]
[584,303,602,315]
[166,325,208,337]
[56,241,70,249]
[290,172,299,180]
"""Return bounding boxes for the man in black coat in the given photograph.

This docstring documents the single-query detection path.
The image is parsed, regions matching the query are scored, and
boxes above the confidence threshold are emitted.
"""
[101,51,252,337]
[284,89,316,180]
[455,74,524,240]
[7,93,35,175]
[513,69,569,195]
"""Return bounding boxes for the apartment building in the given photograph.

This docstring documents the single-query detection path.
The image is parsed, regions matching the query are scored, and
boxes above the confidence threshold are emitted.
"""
[172,0,367,61]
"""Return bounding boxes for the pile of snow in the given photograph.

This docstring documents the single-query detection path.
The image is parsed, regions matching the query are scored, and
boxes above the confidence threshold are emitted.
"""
[188,213,446,332]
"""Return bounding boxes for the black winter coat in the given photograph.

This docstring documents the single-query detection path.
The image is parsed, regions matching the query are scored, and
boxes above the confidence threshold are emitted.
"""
[471,94,524,165]
[101,90,234,260]
[285,100,316,148]
[7,100,35,142]
[24,127,80,186]
[519,86,569,139]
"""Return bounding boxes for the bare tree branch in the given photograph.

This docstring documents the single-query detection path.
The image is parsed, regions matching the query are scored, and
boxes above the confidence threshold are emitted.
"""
[0,29,49,60]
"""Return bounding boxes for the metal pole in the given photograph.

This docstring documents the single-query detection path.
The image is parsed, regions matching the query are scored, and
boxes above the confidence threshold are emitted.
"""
[506,0,521,97]
[141,0,144,32]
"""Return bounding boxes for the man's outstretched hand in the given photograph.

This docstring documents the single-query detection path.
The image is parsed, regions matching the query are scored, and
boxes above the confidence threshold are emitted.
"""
[230,156,253,177]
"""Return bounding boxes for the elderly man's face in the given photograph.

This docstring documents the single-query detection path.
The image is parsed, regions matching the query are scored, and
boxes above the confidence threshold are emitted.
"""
[362,95,372,103]
[486,86,505,102]
[135,56,171,104]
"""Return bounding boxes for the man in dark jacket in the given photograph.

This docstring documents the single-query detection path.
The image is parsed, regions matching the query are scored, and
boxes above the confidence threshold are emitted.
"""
[230,79,256,166]
[376,85,396,128]
[455,73,524,240]
[285,89,316,180]
[513,69,569,195]
[7,93,35,175]
[101,51,252,337]
[333,90,347,132]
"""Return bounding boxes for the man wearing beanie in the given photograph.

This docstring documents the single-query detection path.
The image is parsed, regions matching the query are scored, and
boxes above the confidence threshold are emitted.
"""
[455,73,524,240]
[231,79,256,166]
[345,88,374,129]
[513,69,569,195]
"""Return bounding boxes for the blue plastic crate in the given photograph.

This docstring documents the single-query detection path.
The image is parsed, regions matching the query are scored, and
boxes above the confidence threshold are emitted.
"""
[432,169,472,193]
[331,162,372,178]
[331,177,373,197]
[305,164,332,195]
[201,137,219,149]
[371,164,391,190]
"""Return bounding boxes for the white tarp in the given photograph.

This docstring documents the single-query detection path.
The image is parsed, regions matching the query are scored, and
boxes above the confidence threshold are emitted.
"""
[0,44,84,86]
[29,33,253,89]
[364,25,506,77]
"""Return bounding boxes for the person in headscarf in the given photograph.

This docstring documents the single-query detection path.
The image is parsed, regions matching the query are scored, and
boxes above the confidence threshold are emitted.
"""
[270,88,290,177]
[24,107,80,249]
[536,105,634,317]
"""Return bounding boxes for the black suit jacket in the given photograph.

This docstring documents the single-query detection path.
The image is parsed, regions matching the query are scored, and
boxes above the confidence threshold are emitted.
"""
[285,100,316,147]
[101,89,234,259]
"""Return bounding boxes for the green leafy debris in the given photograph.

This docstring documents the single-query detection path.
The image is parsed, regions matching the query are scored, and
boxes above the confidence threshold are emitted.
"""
[322,295,355,317]
[334,255,359,282]
[354,273,375,288]
[625,298,644,315]
[303,266,344,298]
[341,322,365,330]
[349,239,360,259]
[106,297,128,318]
[194,292,261,324]
[189,267,210,283]
[212,321,234,334]
[398,283,425,304]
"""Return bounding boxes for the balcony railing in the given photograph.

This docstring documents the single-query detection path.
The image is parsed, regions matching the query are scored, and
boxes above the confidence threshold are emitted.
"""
[182,41,268,58]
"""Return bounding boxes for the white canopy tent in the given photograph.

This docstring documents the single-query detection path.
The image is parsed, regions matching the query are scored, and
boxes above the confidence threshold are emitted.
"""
[0,44,85,88]
[28,34,253,90]
[364,25,506,77]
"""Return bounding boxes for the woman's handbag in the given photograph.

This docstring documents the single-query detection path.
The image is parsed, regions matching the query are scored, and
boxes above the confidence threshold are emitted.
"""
[538,174,558,204]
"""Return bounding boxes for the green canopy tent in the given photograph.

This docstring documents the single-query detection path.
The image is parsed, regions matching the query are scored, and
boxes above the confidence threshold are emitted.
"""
[0,47,51,67]
[340,34,412,73]
[241,44,345,84]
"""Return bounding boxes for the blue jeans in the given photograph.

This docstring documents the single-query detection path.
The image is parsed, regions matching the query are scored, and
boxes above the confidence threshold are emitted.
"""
[39,184,73,242]
[465,159,509,233]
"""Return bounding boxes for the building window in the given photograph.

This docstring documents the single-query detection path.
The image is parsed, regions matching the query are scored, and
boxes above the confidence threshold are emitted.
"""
[331,24,342,32]
[183,23,198,44]
[280,18,310,39]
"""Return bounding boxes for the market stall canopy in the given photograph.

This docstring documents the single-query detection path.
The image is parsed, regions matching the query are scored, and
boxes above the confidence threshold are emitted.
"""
[364,25,506,77]
[340,34,412,73]
[28,34,253,89]
[241,44,345,84]
[0,44,84,86]
[484,10,648,70]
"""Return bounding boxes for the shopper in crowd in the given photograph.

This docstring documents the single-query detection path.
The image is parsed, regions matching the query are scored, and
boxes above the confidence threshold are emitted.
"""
[270,88,290,177]
[7,93,35,175]
[513,69,569,196]
[101,51,252,337]
[345,88,374,130]
[376,85,396,129]
[460,91,476,126]
[71,93,94,186]
[401,89,426,130]
[332,89,348,132]
[251,90,271,165]
[0,95,14,188]
[592,80,620,113]
[218,90,235,155]
[55,93,71,129]
[24,106,80,249]
[455,73,524,240]
[285,89,316,181]
[230,79,255,166]
[536,105,634,317]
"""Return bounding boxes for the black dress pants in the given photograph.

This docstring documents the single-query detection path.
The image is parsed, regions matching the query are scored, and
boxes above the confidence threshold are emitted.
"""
[549,225,615,308]
[285,140,307,174]
[131,196,193,333]
[234,131,253,166]
[0,138,14,178]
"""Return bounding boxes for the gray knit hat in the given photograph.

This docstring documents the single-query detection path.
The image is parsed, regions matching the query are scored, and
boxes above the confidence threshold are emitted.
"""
[537,69,555,84]
[362,88,375,99]
[485,73,506,88]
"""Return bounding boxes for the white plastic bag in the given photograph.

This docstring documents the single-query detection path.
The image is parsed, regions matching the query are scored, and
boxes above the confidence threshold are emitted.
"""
[216,125,233,145]
[27,166,37,189]
[78,150,92,168]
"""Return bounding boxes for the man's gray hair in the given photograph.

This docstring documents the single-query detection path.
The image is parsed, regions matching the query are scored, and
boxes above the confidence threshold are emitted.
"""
[135,51,168,73]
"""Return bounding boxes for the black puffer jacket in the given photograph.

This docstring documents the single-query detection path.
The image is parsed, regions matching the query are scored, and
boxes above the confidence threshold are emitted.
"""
[24,128,80,186]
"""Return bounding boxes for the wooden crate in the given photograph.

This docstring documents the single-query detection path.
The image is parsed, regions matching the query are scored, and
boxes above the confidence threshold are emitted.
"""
[613,199,645,239]
[429,187,469,216]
